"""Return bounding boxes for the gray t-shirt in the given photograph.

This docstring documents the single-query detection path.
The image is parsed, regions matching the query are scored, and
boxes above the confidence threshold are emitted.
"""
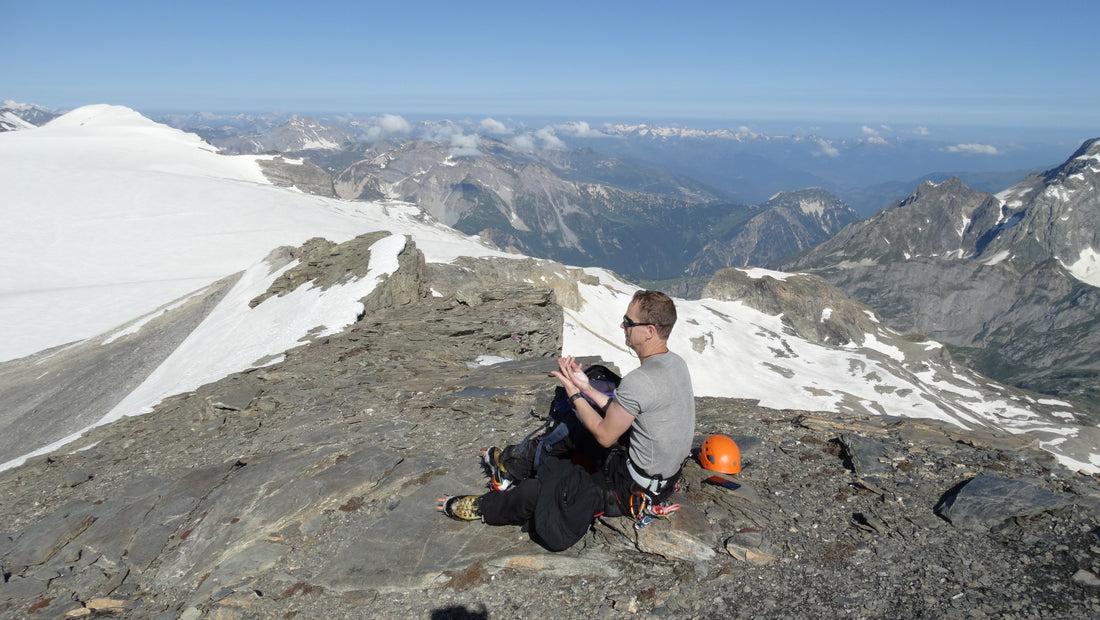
[614,351,696,479]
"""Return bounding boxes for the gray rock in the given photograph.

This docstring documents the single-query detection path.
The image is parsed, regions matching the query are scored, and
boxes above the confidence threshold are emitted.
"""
[1072,569,1100,587]
[258,156,337,196]
[934,473,1075,530]
[839,432,892,477]
[724,529,778,565]
[703,268,880,347]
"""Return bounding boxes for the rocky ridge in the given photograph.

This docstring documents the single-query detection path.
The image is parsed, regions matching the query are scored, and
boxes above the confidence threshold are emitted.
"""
[1,241,1099,619]
[779,140,1100,413]
[687,188,859,276]
[187,113,856,282]
[211,117,350,155]
[329,138,725,280]
[256,157,336,197]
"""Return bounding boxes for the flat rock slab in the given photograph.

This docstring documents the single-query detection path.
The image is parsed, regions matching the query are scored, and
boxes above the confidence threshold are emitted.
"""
[935,473,1075,530]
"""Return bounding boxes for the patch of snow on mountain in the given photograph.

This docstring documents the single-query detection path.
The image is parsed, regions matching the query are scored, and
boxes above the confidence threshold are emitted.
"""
[105,233,405,423]
[1,111,36,131]
[983,250,1012,266]
[742,267,792,281]
[299,137,341,150]
[561,270,1022,433]
[1065,247,1100,287]
[996,185,1034,209]
[799,199,826,217]
[858,333,903,361]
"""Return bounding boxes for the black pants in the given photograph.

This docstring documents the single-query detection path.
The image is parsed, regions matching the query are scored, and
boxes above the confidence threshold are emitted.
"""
[478,478,541,526]
[477,452,607,551]
[481,446,640,519]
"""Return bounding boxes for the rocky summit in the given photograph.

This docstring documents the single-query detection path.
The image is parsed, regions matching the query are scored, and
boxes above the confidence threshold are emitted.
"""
[2,246,1100,619]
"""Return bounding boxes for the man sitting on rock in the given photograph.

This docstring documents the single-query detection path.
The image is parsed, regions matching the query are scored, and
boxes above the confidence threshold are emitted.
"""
[437,290,696,551]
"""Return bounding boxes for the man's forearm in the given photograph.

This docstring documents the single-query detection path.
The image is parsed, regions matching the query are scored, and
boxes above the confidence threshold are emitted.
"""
[571,391,633,448]
[580,384,612,413]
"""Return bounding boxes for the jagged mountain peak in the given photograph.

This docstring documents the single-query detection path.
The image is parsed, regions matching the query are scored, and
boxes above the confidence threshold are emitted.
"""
[909,175,969,196]
[332,137,757,279]
[0,100,62,131]
[979,136,1100,276]
[688,189,858,276]
[782,175,1004,270]
[1069,135,1100,160]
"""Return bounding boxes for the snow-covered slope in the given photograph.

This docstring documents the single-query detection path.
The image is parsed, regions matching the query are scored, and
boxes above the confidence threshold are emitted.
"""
[1,106,1095,474]
[0,105,509,362]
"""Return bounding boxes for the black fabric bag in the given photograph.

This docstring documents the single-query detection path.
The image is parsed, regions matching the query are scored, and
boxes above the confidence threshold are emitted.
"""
[531,456,606,552]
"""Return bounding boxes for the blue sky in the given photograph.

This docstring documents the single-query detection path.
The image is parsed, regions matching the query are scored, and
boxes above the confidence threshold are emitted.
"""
[5,0,1099,134]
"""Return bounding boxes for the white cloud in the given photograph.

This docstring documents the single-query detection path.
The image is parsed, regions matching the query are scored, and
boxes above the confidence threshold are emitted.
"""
[379,114,410,134]
[479,118,510,135]
[511,133,537,153]
[535,127,567,150]
[861,125,879,136]
[449,133,483,157]
[358,114,411,142]
[866,136,888,145]
[816,138,840,157]
[553,121,605,138]
[422,121,464,143]
[944,143,1000,155]
[914,126,930,136]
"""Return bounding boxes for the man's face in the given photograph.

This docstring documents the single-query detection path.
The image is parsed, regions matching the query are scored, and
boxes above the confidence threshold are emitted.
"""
[621,301,647,348]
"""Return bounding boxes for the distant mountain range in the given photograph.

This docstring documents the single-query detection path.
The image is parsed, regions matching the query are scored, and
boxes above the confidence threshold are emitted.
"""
[145,108,1071,214]
[161,114,861,282]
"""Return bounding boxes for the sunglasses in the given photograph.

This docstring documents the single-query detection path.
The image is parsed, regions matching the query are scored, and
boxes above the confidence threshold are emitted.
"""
[622,315,658,329]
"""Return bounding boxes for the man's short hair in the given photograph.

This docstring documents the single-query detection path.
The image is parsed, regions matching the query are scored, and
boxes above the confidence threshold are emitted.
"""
[632,290,676,339]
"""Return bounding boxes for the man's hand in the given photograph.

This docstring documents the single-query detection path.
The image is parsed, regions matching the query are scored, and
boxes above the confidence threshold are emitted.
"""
[552,355,634,447]
[551,355,591,393]
[564,356,592,391]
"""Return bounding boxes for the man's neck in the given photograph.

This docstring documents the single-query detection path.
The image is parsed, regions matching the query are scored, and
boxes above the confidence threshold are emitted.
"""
[637,341,669,364]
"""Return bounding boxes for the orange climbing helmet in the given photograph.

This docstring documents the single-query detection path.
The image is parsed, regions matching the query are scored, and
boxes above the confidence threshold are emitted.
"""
[698,434,741,475]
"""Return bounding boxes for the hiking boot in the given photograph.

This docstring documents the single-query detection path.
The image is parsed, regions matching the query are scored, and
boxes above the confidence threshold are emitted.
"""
[436,495,482,521]
[482,446,515,491]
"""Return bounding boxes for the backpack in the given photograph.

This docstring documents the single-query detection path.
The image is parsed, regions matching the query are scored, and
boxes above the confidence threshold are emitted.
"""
[503,364,622,480]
